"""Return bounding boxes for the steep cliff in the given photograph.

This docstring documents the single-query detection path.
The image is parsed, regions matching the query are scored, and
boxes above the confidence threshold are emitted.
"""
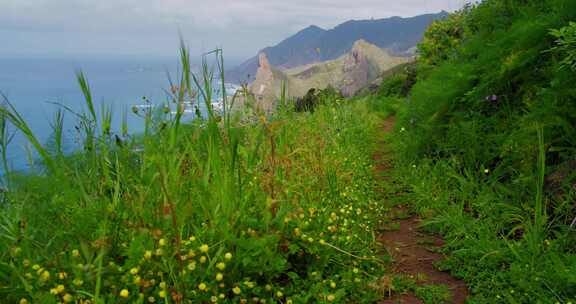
[248,40,412,102]
[247,53,288,112]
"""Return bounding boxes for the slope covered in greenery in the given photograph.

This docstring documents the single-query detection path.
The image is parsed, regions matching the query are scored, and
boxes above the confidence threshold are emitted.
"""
[372,0,576,302]
[0,52,393,303]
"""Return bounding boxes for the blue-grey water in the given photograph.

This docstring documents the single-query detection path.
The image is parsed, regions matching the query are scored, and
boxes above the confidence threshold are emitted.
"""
[0,56,236,174]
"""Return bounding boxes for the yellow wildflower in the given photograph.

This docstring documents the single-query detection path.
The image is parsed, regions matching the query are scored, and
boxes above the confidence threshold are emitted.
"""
[244,281,255,289]
[120,289,129,298]
[198,283,207,291]
[293,228,301,236]
[199,244,209,253]
[40,270,50,282]
[55,284,65,293]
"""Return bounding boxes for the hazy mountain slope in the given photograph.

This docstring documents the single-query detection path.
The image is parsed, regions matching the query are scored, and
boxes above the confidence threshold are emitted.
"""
[285,40,411,96]
[227,12,446,84]
[312,13,445,60]
[263,25,327,68]
[226,25,326,84]
[248,39,412,108]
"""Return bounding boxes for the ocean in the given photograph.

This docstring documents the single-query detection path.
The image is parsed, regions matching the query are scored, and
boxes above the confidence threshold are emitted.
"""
[0,56,238,174]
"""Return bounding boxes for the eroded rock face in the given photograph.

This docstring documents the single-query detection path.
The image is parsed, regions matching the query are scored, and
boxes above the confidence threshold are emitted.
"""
[245,40,412,111]
[249,53,277,112]
[340,40,371,97]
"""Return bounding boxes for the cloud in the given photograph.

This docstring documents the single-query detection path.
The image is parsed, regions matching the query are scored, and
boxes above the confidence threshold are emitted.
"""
[0,0,471,59]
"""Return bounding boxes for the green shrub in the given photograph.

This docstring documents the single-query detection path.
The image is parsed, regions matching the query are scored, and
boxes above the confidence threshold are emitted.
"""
[387,0,576,302]
[550,22,576,71]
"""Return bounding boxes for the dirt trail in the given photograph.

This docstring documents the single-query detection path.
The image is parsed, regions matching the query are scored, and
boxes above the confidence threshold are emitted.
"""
[374,117,469,304]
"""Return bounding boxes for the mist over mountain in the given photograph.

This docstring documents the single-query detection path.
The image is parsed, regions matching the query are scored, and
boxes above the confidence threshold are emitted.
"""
[227,11,447,84]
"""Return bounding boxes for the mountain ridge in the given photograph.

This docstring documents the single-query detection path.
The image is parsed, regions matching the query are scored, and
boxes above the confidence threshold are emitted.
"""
[226,12,447,84]
[243,39,412,112]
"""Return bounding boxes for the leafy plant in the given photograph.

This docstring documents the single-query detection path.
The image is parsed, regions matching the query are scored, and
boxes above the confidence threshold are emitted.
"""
[549,22,576,71]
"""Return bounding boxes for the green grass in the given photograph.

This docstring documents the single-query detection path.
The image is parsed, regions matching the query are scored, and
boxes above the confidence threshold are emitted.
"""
[0,45,393,303]
[414,284,451,304]
[372,0,576,303]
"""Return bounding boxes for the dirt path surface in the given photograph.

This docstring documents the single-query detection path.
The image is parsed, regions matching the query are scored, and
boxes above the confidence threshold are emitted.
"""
[374,117,469,304]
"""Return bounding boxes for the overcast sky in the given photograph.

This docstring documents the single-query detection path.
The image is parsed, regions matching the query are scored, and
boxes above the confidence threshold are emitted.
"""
[0,0,471,61]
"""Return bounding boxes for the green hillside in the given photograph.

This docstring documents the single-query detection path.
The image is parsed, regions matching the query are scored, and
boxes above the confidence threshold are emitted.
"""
[371,0,576,302]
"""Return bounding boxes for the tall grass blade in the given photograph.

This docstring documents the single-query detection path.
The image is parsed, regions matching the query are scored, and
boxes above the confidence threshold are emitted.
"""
[535,125,547,231]
[49,109,65,157]
[0,109,15,183]
[0,93,57,174]
[76,70,97,124]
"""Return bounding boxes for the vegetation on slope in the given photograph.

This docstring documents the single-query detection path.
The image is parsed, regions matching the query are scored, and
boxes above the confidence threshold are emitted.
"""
[373,0,576,302]
[0,48,392,303]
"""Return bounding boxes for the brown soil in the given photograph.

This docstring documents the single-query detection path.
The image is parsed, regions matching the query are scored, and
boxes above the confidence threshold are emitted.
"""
[374,117,469,304]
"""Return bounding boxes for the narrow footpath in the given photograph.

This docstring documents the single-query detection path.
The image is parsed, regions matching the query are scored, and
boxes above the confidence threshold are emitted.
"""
[374,117,469,304]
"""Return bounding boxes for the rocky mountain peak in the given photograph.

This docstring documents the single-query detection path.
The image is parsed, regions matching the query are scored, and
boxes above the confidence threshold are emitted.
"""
[352,39,370,50]
[226,12,446,84]
[247,39,411,102]
[340,40,371,97]
[258,53,272,71]
[247,52,277,112]
[301,25,325,33]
